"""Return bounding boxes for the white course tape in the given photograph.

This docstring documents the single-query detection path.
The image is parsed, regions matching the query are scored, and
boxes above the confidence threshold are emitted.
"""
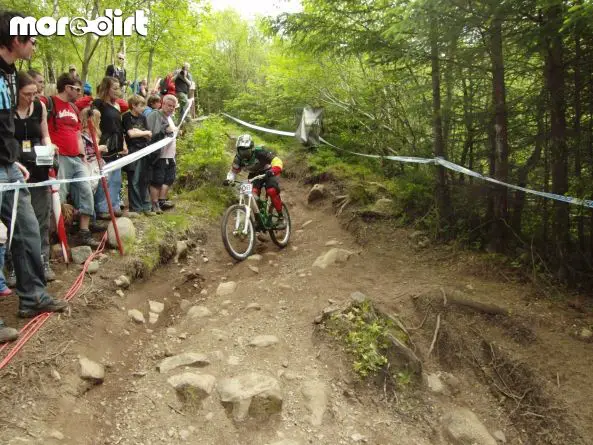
[0,98,195,190]
[222,113,593,209]
[222,113,296,137]
[103,98,194,174]
[102,135,173,174]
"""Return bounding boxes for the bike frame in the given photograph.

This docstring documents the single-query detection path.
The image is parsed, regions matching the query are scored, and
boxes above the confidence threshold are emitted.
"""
[234,174,267,235]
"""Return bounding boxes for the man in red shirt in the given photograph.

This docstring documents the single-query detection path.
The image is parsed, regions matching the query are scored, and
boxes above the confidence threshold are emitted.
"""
[43,73,98,247]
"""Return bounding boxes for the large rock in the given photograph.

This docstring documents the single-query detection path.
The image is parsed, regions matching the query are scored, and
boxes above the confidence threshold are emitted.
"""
[107,217,136,249]
[79,357,104,384]
[158,352,210,373]
[149,312,159,324]
[369,198,394,216]
[128,309,145,324]
[216,282,237,297]
[71,246,92,264]
[307,184,327,204]
[167,372,216,405]
[312,248,353,269]
[187,305,212,318]
[149,300,165,314]
[248,335,279,347]
[442,408,497,445]
[87,261,100,274]
[114,275,131,288]
[217,373,283,422]
[424,372,445,394]
[350,291,367,304]
[174,240,188,263]
[301,380,328,426]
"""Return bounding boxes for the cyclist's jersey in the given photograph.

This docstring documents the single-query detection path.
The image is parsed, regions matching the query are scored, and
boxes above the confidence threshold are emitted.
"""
[231,146,282,175]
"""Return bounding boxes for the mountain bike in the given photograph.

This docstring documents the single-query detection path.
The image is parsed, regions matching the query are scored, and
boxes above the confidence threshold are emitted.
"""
[221,173,291,261]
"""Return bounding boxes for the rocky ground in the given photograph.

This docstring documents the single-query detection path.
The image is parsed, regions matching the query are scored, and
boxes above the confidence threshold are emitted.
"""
[0,179,592,445]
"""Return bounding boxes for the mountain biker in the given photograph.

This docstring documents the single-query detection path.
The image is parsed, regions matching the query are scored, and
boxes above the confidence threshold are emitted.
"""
[223,134,286,229]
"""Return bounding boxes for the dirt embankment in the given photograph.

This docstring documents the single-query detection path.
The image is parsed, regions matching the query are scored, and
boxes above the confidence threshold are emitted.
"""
[0,179,591,445]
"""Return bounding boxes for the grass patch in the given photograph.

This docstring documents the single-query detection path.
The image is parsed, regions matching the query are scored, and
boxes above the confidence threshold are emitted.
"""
[177,185,235,219]
[325,300,415,384]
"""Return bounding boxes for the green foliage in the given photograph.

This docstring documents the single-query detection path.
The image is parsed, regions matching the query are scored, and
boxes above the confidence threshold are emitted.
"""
[177,117,232,186]
[384,169,434,222]
[341,303,390,377]
[178,185,235,218]
[126,211,193,273]
[329,301,411,380]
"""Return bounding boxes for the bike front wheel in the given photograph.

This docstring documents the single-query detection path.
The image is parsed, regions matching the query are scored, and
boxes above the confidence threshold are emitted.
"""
[269,203,291,248]
[221,204,256,261]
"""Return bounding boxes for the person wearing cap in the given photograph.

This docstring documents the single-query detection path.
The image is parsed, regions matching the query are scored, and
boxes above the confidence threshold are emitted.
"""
[68,64,80,81]
[106,53,127,91]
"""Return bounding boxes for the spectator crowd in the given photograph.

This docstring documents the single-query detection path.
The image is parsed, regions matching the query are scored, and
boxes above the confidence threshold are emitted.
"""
[0,10,196,343]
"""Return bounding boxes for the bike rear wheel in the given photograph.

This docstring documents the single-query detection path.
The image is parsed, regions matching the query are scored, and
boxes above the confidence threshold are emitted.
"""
[269,203,291,248]
[221,204,255,261]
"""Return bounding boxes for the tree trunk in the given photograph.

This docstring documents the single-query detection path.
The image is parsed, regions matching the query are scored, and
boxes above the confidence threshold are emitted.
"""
[543,2,570,275]
[510,92,544,234]
[573,31,584,251]
[44,53,55,84]
[147,47,155,88]
[430,19,451,232]
[81,0,100,83]
[443,36,457,153]
[459,74,475,185]
[589,57,593,261]
[488,8,510,252]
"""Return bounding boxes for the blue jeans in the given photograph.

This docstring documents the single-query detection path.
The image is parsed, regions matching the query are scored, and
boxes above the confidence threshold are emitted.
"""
[94,167,121,214]
[128,158,151,212]
[0,163,51,309]
[0,244,8,292]
[58,155,94,216]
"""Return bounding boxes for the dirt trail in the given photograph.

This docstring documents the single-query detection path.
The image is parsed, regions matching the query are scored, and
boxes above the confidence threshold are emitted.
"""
[1,179,592,445]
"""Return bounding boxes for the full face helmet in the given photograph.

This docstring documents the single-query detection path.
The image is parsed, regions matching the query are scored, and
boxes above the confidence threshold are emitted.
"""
[236,134,254,160]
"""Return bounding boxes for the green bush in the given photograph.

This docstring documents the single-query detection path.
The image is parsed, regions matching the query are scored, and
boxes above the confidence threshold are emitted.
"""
[384,169,434,222]
[177,117,232,187]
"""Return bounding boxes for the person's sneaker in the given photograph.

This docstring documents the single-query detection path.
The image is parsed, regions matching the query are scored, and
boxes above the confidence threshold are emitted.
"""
[43,261,56,282]
[89,222,108,233]
[0,288,13,297]
[6,267,16,288]
[42,255,56,282]
[78,230,100,248]
[113,210,123,217]
[0,326,18,343]
[159,200,175,210]
[97,212,111,220]
[151,202,163,215]
[18,297,68,318]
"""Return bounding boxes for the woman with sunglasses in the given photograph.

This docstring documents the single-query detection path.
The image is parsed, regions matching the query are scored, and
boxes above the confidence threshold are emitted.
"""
[93,76,127,219]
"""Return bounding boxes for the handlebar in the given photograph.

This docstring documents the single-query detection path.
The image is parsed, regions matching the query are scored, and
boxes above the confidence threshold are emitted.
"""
[224,172,267,186]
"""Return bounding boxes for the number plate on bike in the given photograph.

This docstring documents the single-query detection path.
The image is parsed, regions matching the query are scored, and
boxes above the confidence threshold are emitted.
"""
[240,183,253,195]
